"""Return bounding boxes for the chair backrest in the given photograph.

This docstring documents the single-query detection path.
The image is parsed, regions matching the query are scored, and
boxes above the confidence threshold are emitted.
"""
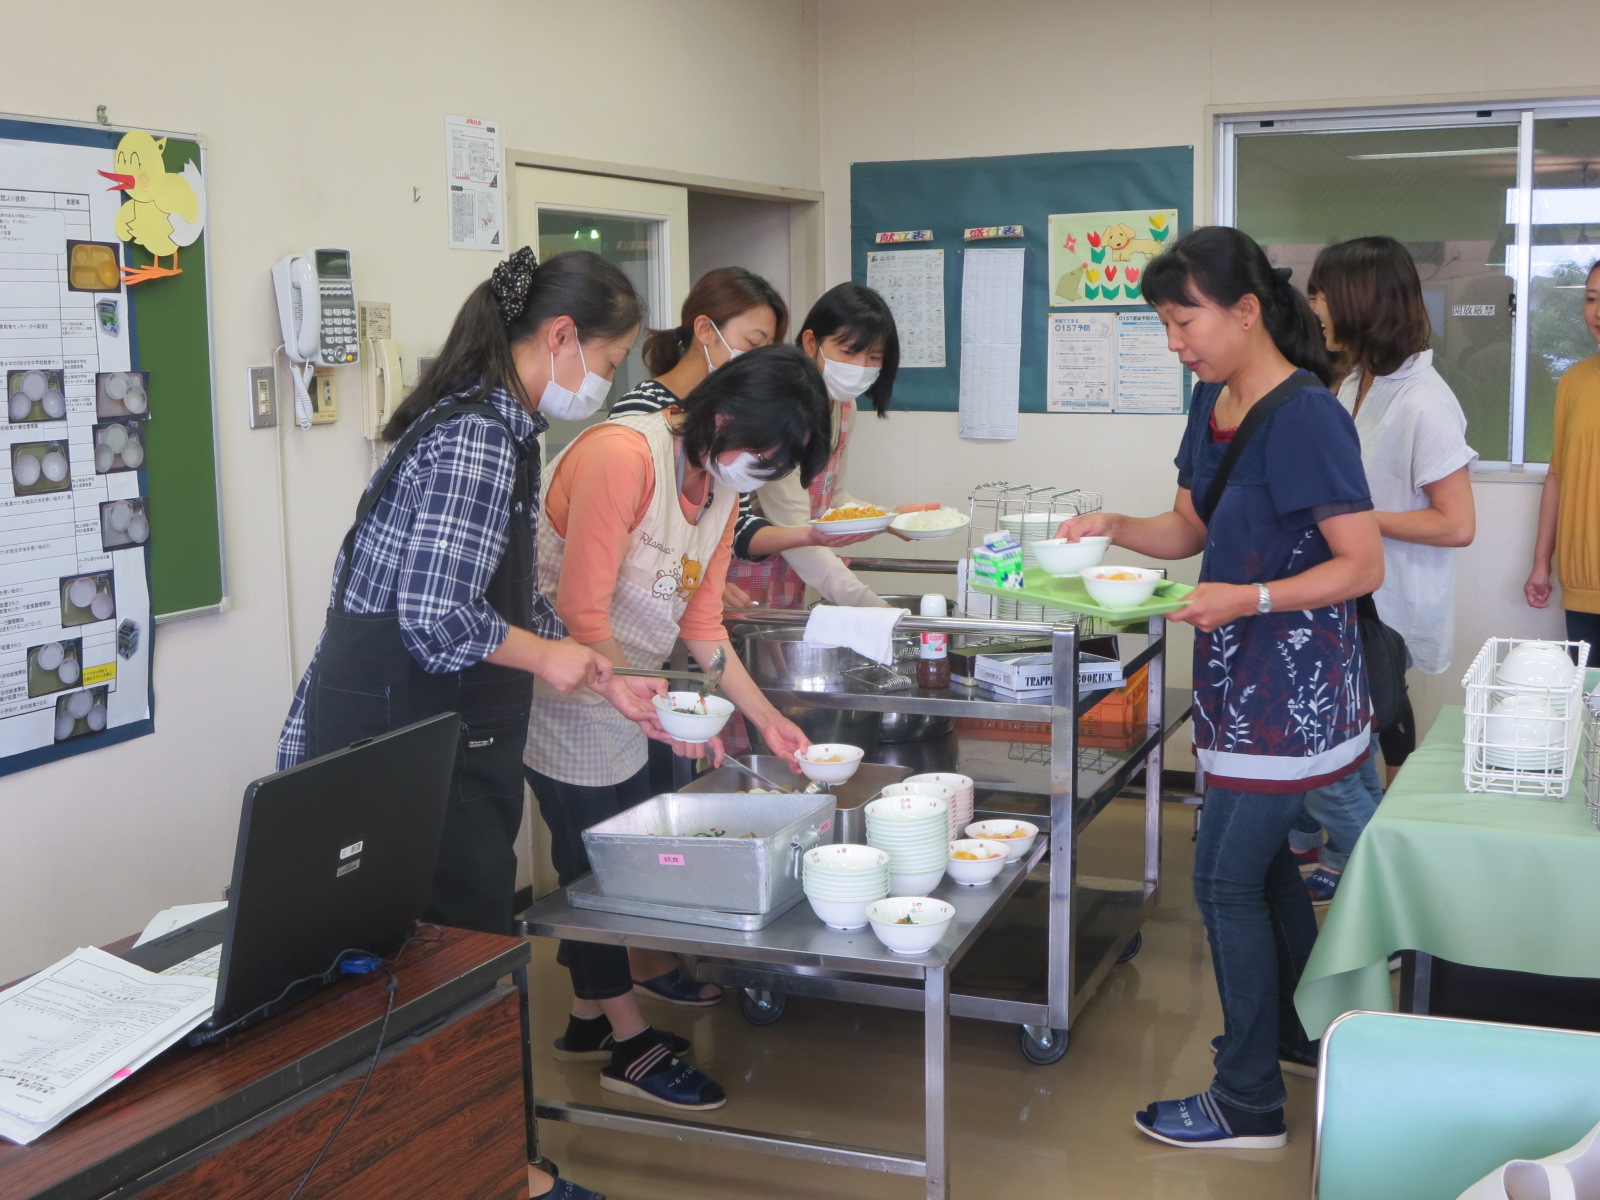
[1316,1011,1600,1199]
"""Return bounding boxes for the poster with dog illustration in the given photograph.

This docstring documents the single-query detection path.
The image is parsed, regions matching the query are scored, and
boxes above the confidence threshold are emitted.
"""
[1047,208,1178,308]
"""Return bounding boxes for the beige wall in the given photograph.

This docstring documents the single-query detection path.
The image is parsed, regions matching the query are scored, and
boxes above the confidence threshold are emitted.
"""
[820,0,1597,766]
[0,0,820,979]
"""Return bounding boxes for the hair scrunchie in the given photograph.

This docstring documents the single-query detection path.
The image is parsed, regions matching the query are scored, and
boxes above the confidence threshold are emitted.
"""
[1272,266,1294,284]
[490,246,540,325]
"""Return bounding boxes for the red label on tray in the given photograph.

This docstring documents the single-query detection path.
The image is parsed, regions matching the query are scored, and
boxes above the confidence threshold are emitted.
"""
[820,819,832,833]
[658,853,686,866]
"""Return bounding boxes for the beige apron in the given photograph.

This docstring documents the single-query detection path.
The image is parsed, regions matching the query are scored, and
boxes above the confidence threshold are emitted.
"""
[523,411,734,786]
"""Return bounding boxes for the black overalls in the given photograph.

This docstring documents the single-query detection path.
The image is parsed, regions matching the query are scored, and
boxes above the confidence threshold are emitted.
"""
[302,401,534,935]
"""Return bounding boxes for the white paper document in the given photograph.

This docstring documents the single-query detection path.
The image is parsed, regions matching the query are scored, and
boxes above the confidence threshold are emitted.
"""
[1113,312,1184,412]
[133,900,228,948]
[1047,313,1114,412]
[0,946,215,1144]
[865,249,945,368]
[957,248,1024,441]
[1047,311,1183,414]
[444,115,504,251]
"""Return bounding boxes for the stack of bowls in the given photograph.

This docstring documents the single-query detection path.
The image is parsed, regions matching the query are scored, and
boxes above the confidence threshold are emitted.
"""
[801,844,890,930]
[878,780,958,838]
[864,795,951,895]
[905,773,975,839]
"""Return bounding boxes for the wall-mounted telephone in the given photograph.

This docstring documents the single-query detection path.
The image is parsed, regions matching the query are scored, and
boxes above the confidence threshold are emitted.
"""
[361,338,402,440]
[272,249,359,367]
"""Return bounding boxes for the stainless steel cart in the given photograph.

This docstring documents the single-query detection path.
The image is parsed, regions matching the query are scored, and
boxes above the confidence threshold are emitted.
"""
[709,602,1185,1064]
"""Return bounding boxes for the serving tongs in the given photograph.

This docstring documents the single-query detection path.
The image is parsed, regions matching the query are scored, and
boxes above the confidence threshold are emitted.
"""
[612,646,726,698]
[719,756,831,796]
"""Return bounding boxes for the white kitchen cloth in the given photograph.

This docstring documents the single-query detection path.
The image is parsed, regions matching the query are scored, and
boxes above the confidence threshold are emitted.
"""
[803,605,908,666]
[1455,1117,1600,1200]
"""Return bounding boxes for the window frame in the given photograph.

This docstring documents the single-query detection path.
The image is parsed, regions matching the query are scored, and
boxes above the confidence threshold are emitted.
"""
[1215,97,1600,468]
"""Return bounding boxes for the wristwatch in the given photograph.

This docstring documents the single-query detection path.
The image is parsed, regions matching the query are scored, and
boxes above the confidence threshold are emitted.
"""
[1256,584,1273,615]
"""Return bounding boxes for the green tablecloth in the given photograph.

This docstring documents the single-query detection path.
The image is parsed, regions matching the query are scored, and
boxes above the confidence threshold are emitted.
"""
[1295,702,1600,1038]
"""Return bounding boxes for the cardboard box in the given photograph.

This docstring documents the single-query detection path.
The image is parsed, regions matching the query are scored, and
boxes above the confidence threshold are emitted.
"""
[950,634,1118,686]
[973,651,1123,696]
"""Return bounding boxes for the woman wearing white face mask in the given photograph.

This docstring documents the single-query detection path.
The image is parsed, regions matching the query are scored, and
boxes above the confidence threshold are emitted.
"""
[612,269,882,605]
[727,282,934,611]
[278,248,663,1199]
[523,345,828,1111]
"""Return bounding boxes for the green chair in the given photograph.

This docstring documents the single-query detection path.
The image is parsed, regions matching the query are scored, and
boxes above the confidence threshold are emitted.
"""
[1316,1011,1600,1199]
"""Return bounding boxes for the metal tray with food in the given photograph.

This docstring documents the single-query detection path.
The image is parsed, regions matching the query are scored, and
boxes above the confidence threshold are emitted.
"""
[581,791,837,914]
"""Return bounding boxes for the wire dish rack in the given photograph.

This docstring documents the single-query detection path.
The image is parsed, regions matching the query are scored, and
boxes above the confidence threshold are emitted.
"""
[1462,637,1591,799]
[1583,688,1600,830]
[960,482,1103,628]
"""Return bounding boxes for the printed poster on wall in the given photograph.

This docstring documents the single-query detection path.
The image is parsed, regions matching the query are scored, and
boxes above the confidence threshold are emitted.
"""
[1047,312,1184,414]
[864,248,946,368]
[1047,208,1177,308]
[0,129,156,775]
[445,114,504,251]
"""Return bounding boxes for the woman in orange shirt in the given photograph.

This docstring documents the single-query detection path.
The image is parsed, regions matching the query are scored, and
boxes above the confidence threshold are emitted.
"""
[1526,260,1600,648]
[523,345,829,1112]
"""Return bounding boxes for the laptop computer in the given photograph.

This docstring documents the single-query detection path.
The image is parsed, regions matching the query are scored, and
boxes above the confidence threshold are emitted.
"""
[122,713,460,1044]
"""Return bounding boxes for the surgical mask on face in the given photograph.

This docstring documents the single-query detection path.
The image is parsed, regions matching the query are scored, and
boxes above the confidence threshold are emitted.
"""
[706,450,772,494]
[820,352,880,403]
[540,338,612,421]
[702,320,742,373]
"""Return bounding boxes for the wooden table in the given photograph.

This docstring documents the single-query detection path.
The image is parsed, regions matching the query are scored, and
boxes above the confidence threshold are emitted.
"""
[1,927,531,1200]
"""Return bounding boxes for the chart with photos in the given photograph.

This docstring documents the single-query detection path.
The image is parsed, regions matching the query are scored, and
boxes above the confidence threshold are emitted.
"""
[0,143,153,769]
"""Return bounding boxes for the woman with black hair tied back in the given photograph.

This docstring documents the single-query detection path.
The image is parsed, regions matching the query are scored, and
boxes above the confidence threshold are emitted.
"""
[279,246,660,1200]
[1056,226,1383,1151]
[523,343,830,1114]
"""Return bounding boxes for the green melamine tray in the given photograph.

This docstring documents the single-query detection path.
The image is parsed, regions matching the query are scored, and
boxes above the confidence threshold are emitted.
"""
[973,568,1195,620]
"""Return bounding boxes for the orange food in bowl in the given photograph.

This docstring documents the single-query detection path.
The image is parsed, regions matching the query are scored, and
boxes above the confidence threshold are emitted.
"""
[820,504,887,521]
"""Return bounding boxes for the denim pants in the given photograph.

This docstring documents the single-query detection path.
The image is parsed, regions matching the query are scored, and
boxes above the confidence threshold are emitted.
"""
[1297,735,1384,873]
[525,763,654,1000]
[1195,785,1320,1113]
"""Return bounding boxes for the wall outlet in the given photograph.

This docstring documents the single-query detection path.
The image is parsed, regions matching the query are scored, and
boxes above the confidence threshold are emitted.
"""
[248,366,276,428]
[310,367,338,424]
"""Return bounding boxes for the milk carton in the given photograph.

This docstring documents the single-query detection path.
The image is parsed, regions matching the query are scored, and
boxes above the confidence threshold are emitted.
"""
[972,531,1024,590]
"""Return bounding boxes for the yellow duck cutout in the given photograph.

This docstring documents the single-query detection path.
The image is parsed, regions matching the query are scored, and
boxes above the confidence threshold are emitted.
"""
[98,130,206,285]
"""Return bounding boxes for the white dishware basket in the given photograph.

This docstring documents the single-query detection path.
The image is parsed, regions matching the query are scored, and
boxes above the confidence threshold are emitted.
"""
[1461,637,1590,799]
[1582,688,1600,830]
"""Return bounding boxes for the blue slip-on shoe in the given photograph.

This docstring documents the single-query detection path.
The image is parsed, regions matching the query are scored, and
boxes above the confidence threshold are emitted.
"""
[601,1053,727,1111]
[633,967,723,1007]
[532,1180,606,1200]
[1306,866,1342,905]
[1134,1093,1287,1149]
[1208,1035,1318,1079]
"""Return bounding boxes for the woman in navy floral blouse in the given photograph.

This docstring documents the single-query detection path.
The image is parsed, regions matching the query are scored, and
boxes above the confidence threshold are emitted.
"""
[1058,226,1383,1151]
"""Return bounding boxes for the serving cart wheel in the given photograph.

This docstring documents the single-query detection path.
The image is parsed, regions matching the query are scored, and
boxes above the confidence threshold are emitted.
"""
[1018,1023,1068,1065]
[1117,931,1143,963]
[739,988,787,1026]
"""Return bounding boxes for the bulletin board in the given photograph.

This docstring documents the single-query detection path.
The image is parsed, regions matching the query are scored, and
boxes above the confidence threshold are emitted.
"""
[0,114,221,775]
[850,146,1193,414]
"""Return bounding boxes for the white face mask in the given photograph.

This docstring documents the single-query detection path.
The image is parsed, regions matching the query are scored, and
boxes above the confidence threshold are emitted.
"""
[540,338,612,421]
[820,352,880,404]
[706,450,772,493]
[702,320,743,373]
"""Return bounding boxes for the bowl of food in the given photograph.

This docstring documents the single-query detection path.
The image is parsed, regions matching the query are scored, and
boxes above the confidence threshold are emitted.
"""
[964,819,1039,863]
[797,743,866,785]
[889,507,971,540]
[809,504,897,536]
[1079,565,1162,609]
[652,692,736,743]
[1031,536,1111,578]
[946,839,1011,886]
[867,897,956,954]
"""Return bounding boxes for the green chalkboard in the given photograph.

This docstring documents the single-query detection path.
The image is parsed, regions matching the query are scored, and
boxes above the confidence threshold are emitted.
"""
[0,117,225,617]
[850,147,1194,413]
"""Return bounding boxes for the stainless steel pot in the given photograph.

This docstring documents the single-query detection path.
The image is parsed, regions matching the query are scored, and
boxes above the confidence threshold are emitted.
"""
[738,627,861,692]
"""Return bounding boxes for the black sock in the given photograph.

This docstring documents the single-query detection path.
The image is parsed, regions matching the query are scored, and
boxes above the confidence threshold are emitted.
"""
[560,1012,612,1052]
[610,1027,679,1079]
[1212,1095,1284,1135]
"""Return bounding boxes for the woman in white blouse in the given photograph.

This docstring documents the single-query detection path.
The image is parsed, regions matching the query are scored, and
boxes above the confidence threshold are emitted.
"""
[1297,237,1477,901]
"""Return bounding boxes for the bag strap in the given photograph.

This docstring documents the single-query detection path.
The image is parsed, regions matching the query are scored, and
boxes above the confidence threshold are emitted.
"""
[1199,370,1316,524]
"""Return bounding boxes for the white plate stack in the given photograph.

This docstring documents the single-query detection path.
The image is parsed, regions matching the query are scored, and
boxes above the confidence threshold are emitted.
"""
[864,795,951,896]
[801,844,891,930]
[998,513,1067,622]
[904,773,975,839]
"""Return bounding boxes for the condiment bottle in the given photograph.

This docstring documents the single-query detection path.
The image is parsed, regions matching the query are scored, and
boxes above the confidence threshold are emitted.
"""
[916,594,950,689]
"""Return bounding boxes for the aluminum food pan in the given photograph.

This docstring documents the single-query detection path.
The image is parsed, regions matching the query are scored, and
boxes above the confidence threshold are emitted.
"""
[581,792,837,913]
[564,873,806,931]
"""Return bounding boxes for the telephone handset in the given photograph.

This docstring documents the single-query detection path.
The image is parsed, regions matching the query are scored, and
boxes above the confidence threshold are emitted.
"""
[272,249,359,366]
[361,337,402,440]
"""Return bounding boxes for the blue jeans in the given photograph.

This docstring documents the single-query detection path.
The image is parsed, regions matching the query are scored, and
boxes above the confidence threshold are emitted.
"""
[1298,737,1384,873]
[1195,785,1319,1113]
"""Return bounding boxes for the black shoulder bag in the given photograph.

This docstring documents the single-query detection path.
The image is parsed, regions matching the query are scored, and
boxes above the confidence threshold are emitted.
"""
[1198,372,1410,736]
